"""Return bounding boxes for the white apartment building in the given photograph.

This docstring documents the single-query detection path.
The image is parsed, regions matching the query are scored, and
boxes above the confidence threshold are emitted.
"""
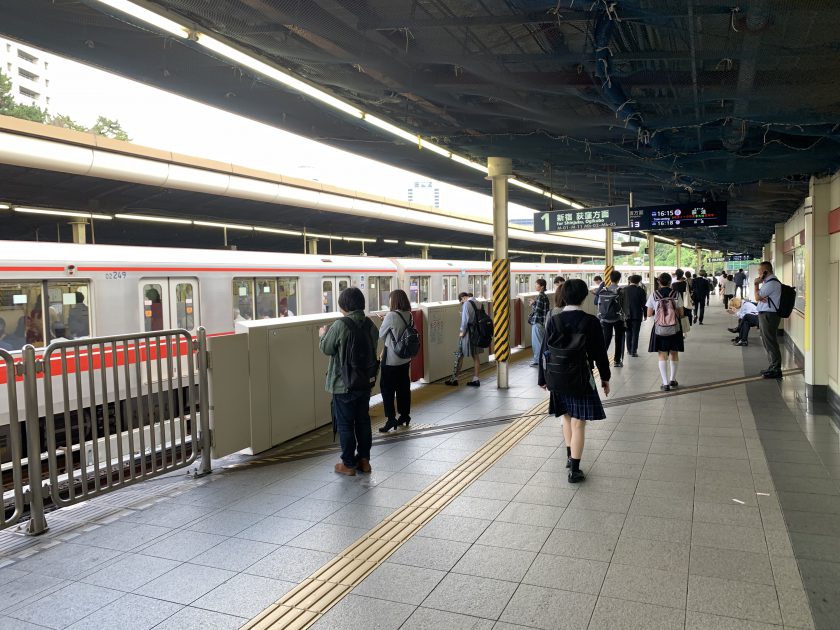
[0,38,52,109]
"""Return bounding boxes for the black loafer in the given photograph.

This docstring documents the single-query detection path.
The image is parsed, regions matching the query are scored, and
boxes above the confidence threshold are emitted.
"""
[669,380,678,388]
[763,370,783,379]
[660,385,671,392]
[466,380,480,387]
[568,470,586,483]
[444,379,458,387]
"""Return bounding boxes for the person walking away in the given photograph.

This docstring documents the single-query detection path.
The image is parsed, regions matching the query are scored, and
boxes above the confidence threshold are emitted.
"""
[444,292,482,387]
[539,280,610,483]
[754,262,783,378]
[319,287,380,476]
[528,279,550,366]
[692,270,710,324]
[623,274,647,357]
[734,268,747,298]
[723,274,736,310]
[378,290,414,432]
[672,269,691,323]
[701,270,712,306]
[684,271,695,324]
[647,273,685,391]
[727,297,759,346]
[597,270,626,367]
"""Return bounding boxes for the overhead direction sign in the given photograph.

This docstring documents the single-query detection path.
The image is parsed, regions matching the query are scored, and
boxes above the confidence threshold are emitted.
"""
[726,253,755,262]
[628,201,727,230]
[534,205,629,233]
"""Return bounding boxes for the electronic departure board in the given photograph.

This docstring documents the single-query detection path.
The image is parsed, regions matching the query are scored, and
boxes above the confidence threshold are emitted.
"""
[534,205,629,232]
[635,201,727,230]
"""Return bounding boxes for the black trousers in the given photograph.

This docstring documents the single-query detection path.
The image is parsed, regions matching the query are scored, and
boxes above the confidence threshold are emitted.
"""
[693,301,705,323]
[380,362,411,421]
[625,319,642,355]
[601,320,625,362]
[723,294,733,309]
[738,313,759,341]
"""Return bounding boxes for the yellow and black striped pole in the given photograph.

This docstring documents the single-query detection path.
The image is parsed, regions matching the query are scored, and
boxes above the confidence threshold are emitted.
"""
[492,258,511,365]
[603,264,615,287]
[603,225,615,287]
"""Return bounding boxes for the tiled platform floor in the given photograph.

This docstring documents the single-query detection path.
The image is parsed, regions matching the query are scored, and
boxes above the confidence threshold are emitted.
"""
[1,296,835,630]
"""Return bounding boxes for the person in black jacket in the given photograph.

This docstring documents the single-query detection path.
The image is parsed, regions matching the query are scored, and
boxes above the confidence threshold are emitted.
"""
[692,271,710,324]
[538,279,611,484]
[622,275,647,357]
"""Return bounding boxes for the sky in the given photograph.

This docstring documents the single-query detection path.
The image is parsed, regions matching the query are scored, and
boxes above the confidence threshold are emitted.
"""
[4,35,559,226]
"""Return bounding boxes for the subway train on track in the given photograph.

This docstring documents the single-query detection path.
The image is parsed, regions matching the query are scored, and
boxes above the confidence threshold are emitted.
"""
[0,240,683,461]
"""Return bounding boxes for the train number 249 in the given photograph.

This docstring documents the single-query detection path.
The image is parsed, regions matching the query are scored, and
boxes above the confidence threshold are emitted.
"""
[104,271,127,280]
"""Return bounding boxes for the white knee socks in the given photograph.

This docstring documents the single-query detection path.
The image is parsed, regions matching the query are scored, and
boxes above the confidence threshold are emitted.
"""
[658,360,669,385]
[669,361,678,381]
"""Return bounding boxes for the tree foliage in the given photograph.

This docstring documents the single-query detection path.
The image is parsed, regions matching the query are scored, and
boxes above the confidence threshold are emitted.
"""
[0,70,131,140]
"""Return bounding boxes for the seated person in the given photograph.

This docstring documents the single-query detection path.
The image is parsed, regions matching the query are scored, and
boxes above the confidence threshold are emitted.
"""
[67,292,90,338]
[727,297,759,346]
[0,317,13,351]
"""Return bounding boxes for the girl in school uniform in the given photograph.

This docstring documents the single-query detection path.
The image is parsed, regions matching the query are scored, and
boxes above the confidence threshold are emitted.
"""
[647,272,685,392]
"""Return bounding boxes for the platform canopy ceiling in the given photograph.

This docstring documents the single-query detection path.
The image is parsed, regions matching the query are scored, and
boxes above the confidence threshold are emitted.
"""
[2,0,839,254]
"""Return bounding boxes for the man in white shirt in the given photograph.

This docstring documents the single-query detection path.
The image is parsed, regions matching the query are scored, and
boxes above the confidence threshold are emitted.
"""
[754,261,783,378]
[727,298,758,346]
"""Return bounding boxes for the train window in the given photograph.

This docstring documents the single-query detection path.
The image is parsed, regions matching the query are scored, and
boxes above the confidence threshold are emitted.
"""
[174,283,195,330]
[0,281,44,351]
[468,275,490,300]
[367,276,391,311]
[277,277,298,316]
[408,276,430,304]
[255,278,277,319]
[515,274,531,294]
[46,281,91,340]
[322,279,333,313]
[232,278,254,321]
[142,283,164,332]
[442,275,458,301]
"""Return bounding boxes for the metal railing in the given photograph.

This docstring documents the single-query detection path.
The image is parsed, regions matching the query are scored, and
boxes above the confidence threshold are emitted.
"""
[0,349,25,530]
[0,328,211,535]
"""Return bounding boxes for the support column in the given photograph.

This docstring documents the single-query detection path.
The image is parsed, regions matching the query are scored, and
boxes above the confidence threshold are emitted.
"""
[488,157,512,389]
[603,227,615,286]
[696,245,703,273]
[69,220,87,244]
[647,232,656,290]
[420,245,429,260]
[307,238,318,255]
[806,179,832,399]
[675,239,682,268]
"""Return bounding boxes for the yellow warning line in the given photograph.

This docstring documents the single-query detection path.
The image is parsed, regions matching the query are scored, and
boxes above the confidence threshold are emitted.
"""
[243,398,550,630]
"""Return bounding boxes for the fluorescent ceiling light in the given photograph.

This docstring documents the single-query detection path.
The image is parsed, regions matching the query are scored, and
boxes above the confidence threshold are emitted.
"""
[363,114,419,144]
[418,139,451,158]
[450,153,488,173]
[511,179,544,195]
[405,241,430,247]
[305,232,333,239]
[15,207,112,220]
[115,213,192,225]
[383,239,399,244]
[343,236,376,243]
[0,202,10,210]
[93,0,188,39]
[194,220,253,231]
[198,33,363,119]
[254,226,303,236]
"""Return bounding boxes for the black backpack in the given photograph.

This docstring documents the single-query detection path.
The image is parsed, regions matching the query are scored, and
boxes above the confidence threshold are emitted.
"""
[339,317,380,391]
[388,312,421,359]
[544,316,592,395]
[767,279,796,318]
[468,301,493,348]
[597,287,623,322]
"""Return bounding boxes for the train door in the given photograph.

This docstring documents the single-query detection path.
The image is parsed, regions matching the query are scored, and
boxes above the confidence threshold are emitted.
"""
[321,276,351,313]
[140,278,200,333]
[442,275,458,301]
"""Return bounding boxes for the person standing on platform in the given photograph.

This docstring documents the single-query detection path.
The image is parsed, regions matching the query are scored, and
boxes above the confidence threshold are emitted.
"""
[551,280,566,316]
[755,261,783,379]
[597,270,626,367]
[377,290,413,433]
[592,275,605,305]
[672,269,690,323]
[734,268,747,298]
[538,279,611,484]
[692,270,709,324]
[445,292,482,387]
[723,274,736,309]
[647,272,685,391]
[528,279,550,367]
[623,274,647,357]
[319,287,380,476]
[553,275,565,291]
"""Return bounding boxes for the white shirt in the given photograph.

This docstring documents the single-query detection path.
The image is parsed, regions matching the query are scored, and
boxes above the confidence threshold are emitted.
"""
[724,280,736,294]
[757,274,782,313]
[738,301,758,318]
[645,288,683,314]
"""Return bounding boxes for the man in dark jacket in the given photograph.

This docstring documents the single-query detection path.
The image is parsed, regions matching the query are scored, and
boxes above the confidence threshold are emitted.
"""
[622,275,647,357]
[692,271,710,324]
[597,270,626,367]
[672,269,690,324]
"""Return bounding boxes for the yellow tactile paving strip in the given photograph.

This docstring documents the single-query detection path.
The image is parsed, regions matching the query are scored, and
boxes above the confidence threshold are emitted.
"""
[242,397,550,630]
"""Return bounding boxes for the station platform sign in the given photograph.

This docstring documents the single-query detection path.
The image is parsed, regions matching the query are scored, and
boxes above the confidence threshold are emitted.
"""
[534,205,629,232]
[534,201,726,233]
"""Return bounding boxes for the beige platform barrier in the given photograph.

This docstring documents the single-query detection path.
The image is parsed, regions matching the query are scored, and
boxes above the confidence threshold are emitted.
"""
[419,300,490,383]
